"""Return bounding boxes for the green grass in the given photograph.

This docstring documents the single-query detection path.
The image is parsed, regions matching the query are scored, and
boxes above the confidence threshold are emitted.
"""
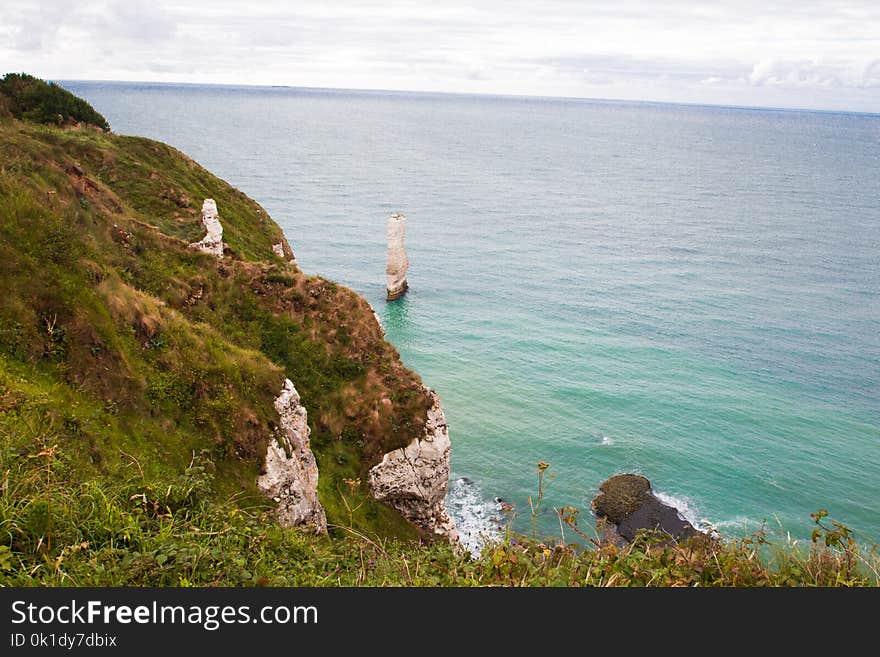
[1,432,876,586]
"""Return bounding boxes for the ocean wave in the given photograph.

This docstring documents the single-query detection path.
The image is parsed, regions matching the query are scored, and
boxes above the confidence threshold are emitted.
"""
[653,490,707,529]
[447,476,503,556]
[652,491,759,537]
[712,516,757,531]
[585,431,614,446]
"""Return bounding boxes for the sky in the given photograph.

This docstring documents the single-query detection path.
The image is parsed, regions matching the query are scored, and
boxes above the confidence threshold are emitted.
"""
[2,1,879,112]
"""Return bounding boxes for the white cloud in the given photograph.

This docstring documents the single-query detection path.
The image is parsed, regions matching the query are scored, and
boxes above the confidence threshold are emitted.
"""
[748,59,878,89]
[1,1,878,111]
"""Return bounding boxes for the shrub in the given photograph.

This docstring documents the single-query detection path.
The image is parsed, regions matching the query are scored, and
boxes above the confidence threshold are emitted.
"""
[0,73,110,130]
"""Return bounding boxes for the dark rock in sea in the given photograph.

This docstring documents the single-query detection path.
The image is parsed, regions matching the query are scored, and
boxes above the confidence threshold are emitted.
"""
[592,474,699,544]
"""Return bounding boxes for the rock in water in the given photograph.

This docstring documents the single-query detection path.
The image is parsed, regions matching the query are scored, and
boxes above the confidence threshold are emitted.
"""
[368,387,459,541]
[189,198,224,258]
[257,379,327,533]
[592,474,698,543]
[385,213,408,301]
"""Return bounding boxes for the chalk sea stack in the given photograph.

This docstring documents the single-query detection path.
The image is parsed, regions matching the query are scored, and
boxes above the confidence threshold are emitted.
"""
[385,212,409,301]
[592,474,699,543]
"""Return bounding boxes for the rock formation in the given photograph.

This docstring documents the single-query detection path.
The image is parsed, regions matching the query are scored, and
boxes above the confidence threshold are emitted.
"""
[367,302,384,336]
[257,378,327,534]
[189,198,224,258]
[385,213,408,301]
[592,474,698,544]
[272,240,297,265]
[368,387,458,541]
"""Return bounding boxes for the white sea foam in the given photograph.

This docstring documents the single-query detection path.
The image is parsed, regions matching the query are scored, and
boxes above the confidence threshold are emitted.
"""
[653,490,705,528]
[446,476,503,556]
[600,434,614,446]
[651,490,762,537]
[712,516,761,533]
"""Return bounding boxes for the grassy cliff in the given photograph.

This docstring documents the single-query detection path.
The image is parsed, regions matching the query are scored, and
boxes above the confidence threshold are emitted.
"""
[1,77,876,586]
[0,75,435,564]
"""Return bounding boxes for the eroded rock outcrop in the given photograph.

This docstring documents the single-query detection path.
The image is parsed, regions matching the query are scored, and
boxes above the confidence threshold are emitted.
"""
[368,388,458,540]
[258,379,327,533]
[592,474,698,544]
[272,240,297,265]
[385,213,408,301]
[189,198,224,258]
[367,302,384,336]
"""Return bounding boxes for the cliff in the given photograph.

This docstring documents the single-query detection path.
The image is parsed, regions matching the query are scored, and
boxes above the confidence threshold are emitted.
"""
[0,75,454,547]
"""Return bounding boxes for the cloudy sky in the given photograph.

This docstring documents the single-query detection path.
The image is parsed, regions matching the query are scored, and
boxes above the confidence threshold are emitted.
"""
[2,1,879,111]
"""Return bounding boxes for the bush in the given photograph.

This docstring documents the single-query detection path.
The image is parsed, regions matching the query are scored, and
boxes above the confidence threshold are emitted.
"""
[0,73,109,130]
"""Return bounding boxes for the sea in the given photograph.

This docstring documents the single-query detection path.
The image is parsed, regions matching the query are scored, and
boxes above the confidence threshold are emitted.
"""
[62,81,880,552]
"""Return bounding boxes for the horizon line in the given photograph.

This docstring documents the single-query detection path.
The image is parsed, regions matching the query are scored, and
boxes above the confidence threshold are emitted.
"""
[55,77,880,118]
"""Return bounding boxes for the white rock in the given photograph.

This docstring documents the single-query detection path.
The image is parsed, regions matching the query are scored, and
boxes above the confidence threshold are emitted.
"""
[368,387,459,541]
[273,240,297,266]
[385,213,408,301]
[258,379,327,533]
[189,198,224,258]
[367,302,384,336]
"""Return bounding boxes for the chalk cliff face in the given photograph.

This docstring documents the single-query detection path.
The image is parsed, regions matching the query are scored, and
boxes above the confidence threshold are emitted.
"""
[258,379,327,534]
[368,388,458,541]
[189,198,224,258]
[385,213,409,301]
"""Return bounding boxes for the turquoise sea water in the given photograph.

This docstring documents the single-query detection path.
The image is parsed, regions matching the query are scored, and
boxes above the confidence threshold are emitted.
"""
[63,82,880,547]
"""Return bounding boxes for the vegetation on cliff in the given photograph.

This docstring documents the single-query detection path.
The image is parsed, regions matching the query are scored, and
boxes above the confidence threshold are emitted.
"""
[0,73,110,131]
[0,79,876,587]
[1,452,876,586]
[0,78,434,562]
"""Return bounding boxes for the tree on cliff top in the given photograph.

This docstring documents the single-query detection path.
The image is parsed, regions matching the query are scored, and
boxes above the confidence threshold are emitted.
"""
[0,73,110,131]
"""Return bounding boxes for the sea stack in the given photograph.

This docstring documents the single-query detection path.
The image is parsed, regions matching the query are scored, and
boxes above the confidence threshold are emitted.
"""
[592,474,699,544]
[385,212,408,301]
